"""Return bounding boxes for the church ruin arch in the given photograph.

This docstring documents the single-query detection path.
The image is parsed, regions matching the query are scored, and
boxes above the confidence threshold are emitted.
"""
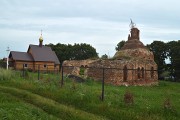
[81,65,85,68]
[137,67,141,79]
[123,65,128,82]
[151,67,154,79]
[141,67,144,79]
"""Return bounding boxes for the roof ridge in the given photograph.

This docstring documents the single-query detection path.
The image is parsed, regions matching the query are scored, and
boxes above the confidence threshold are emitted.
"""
[11,51,28,53]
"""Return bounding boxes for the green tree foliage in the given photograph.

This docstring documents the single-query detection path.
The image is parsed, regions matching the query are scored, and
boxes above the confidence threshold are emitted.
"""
[167,40,180,81]
[115,40,125,51]
[0,59,6,68]
[146,41,167,79]
[101,54,108,59]
[46,43,98,64]
[147,40,180,81]
[72,43,98,60]
[46,43,72,64]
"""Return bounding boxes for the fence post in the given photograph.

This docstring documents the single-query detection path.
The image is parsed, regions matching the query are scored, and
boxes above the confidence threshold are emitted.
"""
[23,64,25,78]
[101,68,105,101]
[54,65,55,74]
[59,64,61,73]
[61,66,64,87]
[47,66,48,74]
[38,65,40,80]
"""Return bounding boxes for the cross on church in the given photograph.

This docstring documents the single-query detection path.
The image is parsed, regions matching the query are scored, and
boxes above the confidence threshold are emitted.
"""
[129,19,136,28]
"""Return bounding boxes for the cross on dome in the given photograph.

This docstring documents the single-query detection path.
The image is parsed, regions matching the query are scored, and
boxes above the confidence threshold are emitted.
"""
[129,19,136,29]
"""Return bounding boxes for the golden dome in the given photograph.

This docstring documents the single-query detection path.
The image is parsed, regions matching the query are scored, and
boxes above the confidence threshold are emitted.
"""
[39,35,43,42]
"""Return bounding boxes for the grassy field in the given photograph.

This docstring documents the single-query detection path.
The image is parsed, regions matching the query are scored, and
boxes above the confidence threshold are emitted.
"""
[0,68,180,120]
[0,92,59,120]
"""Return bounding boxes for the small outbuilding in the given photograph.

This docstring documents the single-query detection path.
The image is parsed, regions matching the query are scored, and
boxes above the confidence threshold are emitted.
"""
[9,33,60,72]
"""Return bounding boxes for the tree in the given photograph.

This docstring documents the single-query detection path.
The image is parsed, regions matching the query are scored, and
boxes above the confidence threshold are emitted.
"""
[146,41,167,79]
[101,54,108,59]
[115,40,125,51]
[46,43,72,64]
[167,40,180,81]
[72,43,98,60]
[46,43,98,64]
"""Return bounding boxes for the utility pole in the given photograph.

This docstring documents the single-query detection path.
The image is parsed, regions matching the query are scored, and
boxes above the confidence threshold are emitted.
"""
[6,47,10,70]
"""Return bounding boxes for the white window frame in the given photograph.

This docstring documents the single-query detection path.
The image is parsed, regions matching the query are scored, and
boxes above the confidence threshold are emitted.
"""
[24,64,28,68]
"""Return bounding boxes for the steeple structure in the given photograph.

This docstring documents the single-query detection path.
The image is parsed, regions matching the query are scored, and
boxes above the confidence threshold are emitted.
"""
[114,20,154,61]
[121,20,145,50]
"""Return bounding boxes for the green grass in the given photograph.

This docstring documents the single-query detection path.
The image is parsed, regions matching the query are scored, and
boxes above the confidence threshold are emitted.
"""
[0,68,15,80]
[0,69,180,120]
[0,86,106,120]
[0,92,59,120]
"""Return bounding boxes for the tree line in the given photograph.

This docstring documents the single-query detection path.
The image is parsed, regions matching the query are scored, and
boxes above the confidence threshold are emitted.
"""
[45,43,98,64]
[147,40,180,82]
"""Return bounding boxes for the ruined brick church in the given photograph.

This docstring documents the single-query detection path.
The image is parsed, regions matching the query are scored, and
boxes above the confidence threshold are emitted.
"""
[63,21,158,86]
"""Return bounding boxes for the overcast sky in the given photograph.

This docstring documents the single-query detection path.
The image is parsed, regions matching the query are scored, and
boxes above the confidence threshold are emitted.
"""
[0,0,180,59]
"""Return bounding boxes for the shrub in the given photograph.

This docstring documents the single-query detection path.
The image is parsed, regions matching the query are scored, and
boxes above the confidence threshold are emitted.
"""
[79,67,85,75]
[164,98,172,110]
[0,60,6,68]
[124,90,134,105]
[24,69,29,78]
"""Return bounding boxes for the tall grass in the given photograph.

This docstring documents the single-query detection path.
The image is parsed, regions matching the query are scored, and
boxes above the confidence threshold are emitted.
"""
[0,68,16,80]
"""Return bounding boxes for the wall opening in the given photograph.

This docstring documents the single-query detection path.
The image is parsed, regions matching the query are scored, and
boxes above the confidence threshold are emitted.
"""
[151,67,154,79]
[80,65,85,68]
[123,65,128,82]
[137,67,141,79]
[79,65,85,75]
[141,67,144,79]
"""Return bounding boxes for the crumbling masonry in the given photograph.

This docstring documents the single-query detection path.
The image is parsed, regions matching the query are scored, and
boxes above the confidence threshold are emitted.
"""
[63,23,158,86]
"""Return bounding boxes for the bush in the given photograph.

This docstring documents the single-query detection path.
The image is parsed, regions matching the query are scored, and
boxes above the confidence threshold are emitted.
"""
[124,90,134,105]
[0,68,15,80]
[79,67,85,75]
[24,69,29,78]
[0,60,6,68]
[164,98,172,110]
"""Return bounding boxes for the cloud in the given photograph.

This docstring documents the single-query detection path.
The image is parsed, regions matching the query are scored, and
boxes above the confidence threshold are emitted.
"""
[0,0,180,58]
